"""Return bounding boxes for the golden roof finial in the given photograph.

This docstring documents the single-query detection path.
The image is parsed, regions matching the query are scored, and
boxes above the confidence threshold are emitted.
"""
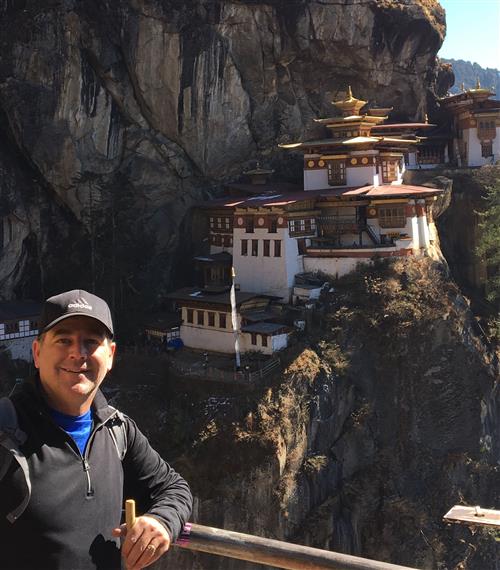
[424,113,429,124]
[347,85,353,99]
[461,82,465,92]
[476,77,481,89]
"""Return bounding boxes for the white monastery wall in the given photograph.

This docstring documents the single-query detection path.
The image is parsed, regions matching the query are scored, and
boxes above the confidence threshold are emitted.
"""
[240,333,274,355]
[494,127,500,161]
[284,233,304,295]
[304,169,330,191]
[346,165,377,187]
[180,323,236,353]
[272,333,288,352]
[465,129,484,167]
[468,127,500,165]
[233,227,300,301]
[303,256,372,278]
[416,204,430,248]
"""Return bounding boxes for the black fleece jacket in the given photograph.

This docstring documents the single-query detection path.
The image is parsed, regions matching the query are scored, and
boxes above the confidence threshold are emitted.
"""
[0,379,192,570]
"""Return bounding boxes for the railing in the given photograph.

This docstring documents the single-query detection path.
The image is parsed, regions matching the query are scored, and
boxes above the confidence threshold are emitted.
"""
[246,357,281,382]
[174,523,421,570]
[170,357,281,384]
[317,216,363,235]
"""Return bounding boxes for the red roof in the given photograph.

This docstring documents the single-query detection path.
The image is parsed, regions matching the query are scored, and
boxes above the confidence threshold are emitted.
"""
[199,184,443,209]
[343,184,444,197]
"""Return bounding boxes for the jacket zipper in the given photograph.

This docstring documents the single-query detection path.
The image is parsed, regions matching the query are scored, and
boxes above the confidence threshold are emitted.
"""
[82,410,119,499]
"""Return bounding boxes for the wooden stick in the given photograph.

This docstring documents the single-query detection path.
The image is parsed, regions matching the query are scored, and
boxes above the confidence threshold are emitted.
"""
[125,499,136,529]
[175,523,420,570]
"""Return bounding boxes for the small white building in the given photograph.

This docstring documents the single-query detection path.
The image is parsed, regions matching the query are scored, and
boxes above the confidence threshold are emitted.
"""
[166,288,289,356]
[0,301,41,362]
[441,83,500,167]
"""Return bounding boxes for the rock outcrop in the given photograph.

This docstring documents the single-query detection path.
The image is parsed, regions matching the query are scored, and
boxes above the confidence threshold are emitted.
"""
[0,0,446,307]
[148,258,498,570]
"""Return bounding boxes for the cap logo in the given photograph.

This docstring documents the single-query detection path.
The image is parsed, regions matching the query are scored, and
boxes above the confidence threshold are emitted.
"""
[68,297,92,311]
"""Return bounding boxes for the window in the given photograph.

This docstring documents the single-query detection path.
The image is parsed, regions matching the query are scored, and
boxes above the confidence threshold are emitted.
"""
[261,335,268,347]
[263,239,270,257]
[289,219,307,235]
[30,320,38,330]
[209,217,214,229]
[478,120,496,139]
[381,161,398,183]
[223,235,232,248]
[225,217,231,230]
[219,313,227,329]
[274,240,281,257]
[245,217,254,233]
[5,321,19,334]
[241,239,248,256]
[269,216,278,233]
[251,239,258,256]
[378,206,406,228]
[251,333,258,346]
[208,312,215,327]
[327,160,346,185]
[214,234,222,246]
[481,142,493,157]
[197,311,204,326]
[187,309,194,324]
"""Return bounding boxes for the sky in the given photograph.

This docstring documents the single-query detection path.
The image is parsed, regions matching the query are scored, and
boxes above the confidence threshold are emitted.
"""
[438,0,500,69]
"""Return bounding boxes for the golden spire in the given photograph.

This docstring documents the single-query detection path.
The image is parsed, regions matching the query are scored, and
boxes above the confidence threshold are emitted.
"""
[476,78,481,89]
[424,113,429,124]
[460,82,465,92]
[332,86,367,116]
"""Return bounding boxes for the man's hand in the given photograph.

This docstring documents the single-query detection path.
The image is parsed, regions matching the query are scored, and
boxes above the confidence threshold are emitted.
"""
[112,515,171,569]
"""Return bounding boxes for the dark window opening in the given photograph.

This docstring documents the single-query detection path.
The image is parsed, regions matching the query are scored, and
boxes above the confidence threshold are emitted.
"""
[219,313,227,328]
[252,239,258,256]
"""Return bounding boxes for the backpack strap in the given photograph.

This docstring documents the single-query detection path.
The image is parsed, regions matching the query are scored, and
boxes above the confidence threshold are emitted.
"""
[0,397,32,523]
[106,408,128,461]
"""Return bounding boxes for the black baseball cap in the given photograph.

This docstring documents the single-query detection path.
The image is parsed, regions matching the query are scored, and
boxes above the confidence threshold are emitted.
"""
[39,289,114,337]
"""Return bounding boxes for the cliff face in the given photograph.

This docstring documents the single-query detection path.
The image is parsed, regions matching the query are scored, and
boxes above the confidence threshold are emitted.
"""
[0,0,446,305]
[152,258,498,570]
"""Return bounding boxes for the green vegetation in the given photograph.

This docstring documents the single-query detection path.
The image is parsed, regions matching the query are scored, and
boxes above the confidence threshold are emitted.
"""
[475,165,500,338]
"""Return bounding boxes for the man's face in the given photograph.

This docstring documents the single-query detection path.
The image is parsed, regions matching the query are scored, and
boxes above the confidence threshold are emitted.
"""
[32,316,116,415]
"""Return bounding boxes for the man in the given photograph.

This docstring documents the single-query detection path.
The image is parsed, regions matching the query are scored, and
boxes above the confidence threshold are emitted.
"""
[0,289,192,569]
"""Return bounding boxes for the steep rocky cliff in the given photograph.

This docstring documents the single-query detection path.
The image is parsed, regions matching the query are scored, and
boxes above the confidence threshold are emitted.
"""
[120,258,497,570]
[0,0,447,309]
